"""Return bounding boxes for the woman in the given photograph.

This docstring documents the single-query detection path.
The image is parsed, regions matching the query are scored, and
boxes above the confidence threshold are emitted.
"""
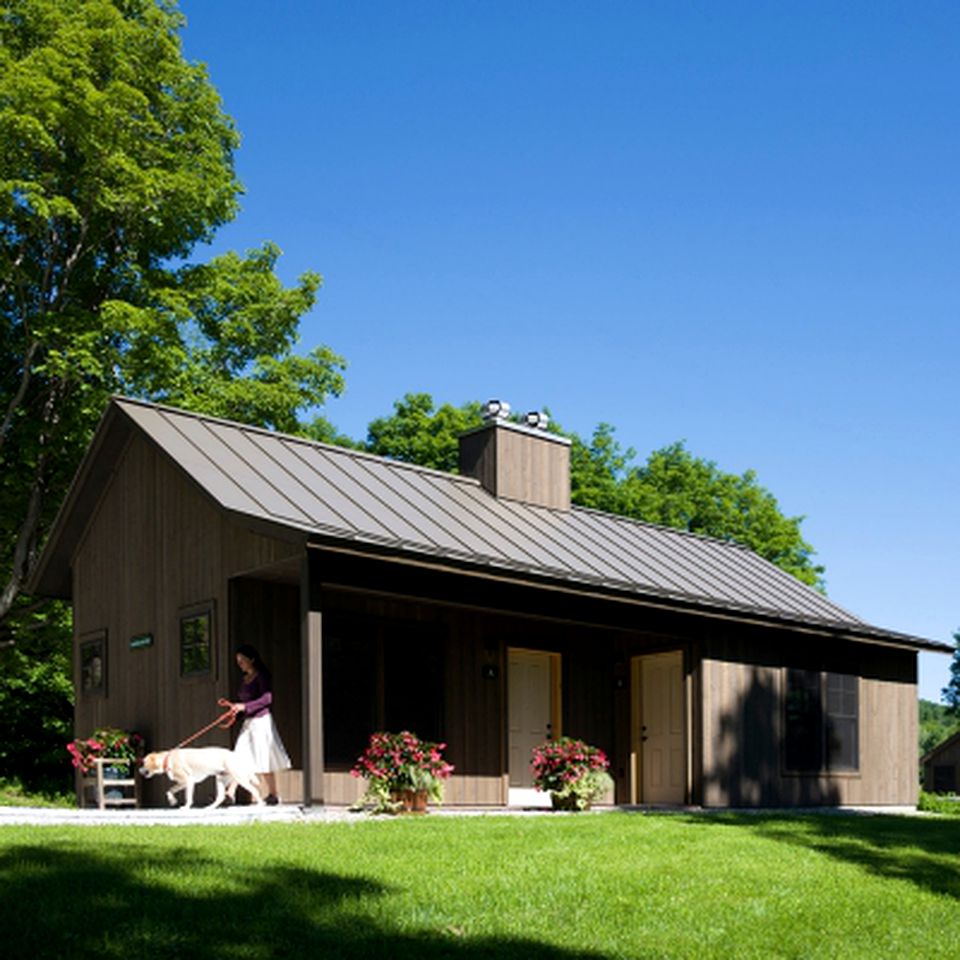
[226,644,291,805]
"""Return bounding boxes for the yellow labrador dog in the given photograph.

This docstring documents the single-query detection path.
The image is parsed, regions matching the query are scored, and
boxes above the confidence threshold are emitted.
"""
[140,748,263,809]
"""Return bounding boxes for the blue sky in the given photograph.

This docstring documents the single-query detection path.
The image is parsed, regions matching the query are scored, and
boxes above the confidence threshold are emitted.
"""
[178,1,958,701]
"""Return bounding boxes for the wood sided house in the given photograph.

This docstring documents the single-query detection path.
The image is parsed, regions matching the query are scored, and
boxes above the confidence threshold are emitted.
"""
[921,731,960,795]
[30,397,949,808]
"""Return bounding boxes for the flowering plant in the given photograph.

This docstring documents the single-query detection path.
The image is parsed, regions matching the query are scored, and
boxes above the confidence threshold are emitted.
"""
[531,736,614,810]
[66,727,144,774]
[351,730,455,812]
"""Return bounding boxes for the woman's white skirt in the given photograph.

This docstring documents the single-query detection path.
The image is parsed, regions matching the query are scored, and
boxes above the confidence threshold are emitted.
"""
[234,713,291,773]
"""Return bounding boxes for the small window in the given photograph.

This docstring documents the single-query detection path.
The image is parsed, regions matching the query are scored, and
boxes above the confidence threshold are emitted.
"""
[79,632,107,695]
[180,604,213,677]
[784,669,858,773]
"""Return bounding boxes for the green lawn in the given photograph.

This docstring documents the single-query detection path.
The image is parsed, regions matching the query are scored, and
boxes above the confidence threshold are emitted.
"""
[1,812,958,958]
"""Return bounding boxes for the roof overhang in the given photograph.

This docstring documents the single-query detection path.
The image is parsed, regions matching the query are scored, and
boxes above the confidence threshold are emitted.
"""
[306,538,952,655]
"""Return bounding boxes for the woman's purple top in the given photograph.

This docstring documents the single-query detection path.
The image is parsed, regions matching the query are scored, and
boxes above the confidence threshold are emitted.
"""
[238,672,273,719]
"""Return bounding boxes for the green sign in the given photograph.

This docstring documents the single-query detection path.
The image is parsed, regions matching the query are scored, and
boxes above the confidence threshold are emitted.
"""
[129,633,153,650]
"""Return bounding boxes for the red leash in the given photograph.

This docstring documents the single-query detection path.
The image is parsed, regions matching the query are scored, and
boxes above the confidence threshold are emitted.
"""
[173,699,239,749]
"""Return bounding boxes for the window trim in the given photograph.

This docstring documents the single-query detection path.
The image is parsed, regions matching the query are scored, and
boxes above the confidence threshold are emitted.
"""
[179,601,216,680]
[782,668,860,776]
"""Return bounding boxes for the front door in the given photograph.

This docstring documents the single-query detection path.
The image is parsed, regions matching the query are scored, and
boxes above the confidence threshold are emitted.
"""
[634,650,686,804]
[508,647,558,805]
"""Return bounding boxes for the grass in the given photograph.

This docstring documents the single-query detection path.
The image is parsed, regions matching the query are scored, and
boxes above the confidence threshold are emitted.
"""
[0,778,73,808]
[918,791,960,816]
[1,812,958,958]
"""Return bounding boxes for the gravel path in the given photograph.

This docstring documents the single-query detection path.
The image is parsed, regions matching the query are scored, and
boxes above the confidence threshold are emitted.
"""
[0,803,920,827]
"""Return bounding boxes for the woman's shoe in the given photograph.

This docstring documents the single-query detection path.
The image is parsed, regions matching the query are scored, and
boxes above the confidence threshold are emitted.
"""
[265,794,279,806]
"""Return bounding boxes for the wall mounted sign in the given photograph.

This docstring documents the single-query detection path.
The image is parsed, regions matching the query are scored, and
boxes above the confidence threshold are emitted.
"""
[129,633,153,650]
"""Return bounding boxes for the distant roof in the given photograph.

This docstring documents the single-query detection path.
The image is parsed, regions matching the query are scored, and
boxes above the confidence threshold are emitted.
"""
[32,397,950,653]
[921,728,960,765]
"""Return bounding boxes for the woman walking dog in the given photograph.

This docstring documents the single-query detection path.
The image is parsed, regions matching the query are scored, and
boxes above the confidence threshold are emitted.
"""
[225,644,291,805]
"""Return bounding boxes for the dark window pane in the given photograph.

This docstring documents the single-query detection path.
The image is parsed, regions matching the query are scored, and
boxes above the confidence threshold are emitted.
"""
[825,673,858,771]
[180,612,211,676]
[933,765,957,794]
[784,669,823,772]
[80,638,105,694]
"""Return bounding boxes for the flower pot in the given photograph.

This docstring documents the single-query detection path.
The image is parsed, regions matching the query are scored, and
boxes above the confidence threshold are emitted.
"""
[392,789,430,814]
[550,793,586,812]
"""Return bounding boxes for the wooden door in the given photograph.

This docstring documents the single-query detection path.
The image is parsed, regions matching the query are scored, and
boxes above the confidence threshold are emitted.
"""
[635,650,685,804]
[508,648,555,789]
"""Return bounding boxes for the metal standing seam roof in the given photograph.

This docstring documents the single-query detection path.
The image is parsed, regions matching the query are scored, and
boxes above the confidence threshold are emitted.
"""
[108,398,872,631]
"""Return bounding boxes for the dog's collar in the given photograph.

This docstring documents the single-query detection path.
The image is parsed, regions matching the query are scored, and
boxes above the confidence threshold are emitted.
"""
[163,749,177,775]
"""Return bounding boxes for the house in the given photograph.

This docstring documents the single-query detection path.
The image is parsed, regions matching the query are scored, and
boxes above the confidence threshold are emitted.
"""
[921,731,960,794]
[30,397,949,808]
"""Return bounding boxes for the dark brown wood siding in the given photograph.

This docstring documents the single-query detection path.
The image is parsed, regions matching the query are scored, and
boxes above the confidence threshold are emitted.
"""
[700,626,918,806]
[72,434,303,805]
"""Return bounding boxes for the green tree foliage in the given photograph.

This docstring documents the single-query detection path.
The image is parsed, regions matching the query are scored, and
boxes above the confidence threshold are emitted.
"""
[919,697,960,758]
[1,0,343,788]
[0,601,72,793]
[941,629,960,718]
[1,0,344,633]
[363,396,824,589]
[365,393,484,472]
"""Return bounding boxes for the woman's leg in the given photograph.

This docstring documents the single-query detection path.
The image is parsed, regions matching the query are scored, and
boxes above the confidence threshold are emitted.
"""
[261,771,278,801]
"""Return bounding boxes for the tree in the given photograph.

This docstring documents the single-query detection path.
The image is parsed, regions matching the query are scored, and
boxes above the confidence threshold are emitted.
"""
[942,629,960,718]
[365,393,484,471]
[1,1,344,790]
[1,0,344,637]
[919,697,959,758]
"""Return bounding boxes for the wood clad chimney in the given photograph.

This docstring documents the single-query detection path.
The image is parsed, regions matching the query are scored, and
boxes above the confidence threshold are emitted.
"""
[458,416,571,511]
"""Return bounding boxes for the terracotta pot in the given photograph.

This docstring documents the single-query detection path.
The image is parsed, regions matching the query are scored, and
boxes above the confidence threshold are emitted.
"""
[392,789,430,814]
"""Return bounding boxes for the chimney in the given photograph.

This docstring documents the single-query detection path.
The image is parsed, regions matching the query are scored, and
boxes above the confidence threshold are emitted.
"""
[458,400,571,511]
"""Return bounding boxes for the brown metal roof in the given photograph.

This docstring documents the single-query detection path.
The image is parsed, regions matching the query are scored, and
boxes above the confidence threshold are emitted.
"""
[31,397,950,652]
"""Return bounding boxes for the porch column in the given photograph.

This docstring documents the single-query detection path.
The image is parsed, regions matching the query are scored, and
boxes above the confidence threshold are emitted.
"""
[300,549,324,805]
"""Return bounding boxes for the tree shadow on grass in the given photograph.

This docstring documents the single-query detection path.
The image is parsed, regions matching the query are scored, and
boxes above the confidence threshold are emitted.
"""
[685,813,960,901]
[0,842,610,959]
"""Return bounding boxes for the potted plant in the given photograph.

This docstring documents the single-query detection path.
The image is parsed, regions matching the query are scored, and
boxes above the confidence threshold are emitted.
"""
[351,730,455,813]
[67,726,144,776]
[531,736,614,811]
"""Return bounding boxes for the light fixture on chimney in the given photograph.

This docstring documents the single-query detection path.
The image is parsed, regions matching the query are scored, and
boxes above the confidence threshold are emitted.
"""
[483,399,510,421]
[525,410,550,430]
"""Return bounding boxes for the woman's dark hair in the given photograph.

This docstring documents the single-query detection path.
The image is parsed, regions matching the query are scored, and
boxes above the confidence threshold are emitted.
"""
[236,644,271,681]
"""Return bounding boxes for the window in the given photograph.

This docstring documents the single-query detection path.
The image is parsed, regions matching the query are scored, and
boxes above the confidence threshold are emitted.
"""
[79,632,106,695]
[933,765,957,794]
[784,669,858,773]
[180,604,213,677]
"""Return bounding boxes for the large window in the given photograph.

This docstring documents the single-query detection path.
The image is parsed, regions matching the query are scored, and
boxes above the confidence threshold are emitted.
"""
[784,669,858,773]
[180,603,214,677]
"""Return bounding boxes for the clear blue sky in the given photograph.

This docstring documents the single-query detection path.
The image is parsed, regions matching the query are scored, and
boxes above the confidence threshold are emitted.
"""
[178,1,958,701]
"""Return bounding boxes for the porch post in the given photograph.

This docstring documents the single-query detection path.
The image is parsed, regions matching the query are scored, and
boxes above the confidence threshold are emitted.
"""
[300,548,324,806]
